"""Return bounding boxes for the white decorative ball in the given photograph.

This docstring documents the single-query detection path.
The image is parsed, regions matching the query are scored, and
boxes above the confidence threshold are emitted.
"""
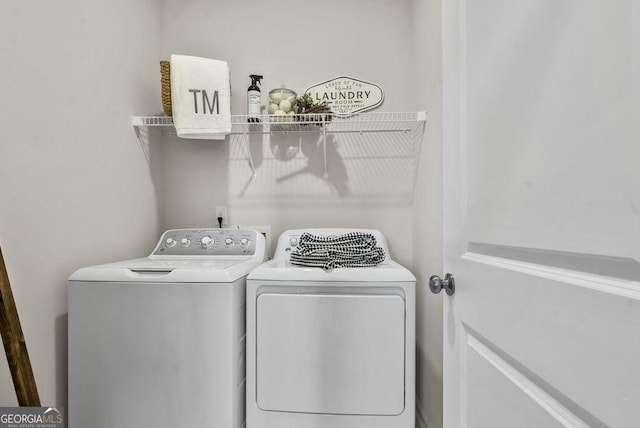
[279,99,292,113]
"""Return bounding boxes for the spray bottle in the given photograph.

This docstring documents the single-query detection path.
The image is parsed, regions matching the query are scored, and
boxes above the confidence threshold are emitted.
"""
[247,74,263,123]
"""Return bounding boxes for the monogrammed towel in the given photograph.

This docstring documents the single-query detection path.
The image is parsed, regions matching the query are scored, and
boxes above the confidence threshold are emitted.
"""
[170,55,231,139]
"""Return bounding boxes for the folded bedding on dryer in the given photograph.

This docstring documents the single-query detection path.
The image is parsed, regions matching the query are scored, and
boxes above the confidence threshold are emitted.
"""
[290,232,386,269]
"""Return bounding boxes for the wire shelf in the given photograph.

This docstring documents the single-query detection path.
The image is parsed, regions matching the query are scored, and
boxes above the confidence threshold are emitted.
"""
[131,111,427,187]
[131,111,426,135]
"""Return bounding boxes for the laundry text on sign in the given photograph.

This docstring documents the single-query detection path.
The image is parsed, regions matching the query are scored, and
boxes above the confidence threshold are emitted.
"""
[304,76,384,117]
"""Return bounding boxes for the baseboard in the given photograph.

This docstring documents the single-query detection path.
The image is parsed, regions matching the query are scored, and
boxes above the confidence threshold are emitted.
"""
[416,397,435,428]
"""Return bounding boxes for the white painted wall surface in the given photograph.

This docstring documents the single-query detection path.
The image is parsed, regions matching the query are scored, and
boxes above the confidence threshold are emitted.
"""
[161,1,445,425]
[411,1,444,427]
[0,2,445,426]
[159,0,417,266]
[0,0,162,407]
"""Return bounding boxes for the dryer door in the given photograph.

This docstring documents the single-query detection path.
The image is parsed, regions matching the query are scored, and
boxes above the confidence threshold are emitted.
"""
[256,293,405,415]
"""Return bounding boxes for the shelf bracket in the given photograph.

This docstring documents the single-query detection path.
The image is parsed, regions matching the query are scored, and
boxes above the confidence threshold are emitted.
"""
[131,116,145,146]
[321,123,328,179]
[242,131,257,180]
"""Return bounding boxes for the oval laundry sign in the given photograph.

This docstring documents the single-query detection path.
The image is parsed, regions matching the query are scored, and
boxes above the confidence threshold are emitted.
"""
[304,76,384,117]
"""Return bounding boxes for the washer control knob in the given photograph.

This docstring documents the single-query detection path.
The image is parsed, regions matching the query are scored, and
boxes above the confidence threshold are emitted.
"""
[240,237,250,246]
[201,236,214,248]
[180,238,191,247]
[289,236,298,246]
[224,237,234,247]
[165,238,177,247]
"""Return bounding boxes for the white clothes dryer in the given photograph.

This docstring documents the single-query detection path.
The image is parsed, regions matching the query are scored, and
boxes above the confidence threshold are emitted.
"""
[68,228,265,428]
[246,229,415,428]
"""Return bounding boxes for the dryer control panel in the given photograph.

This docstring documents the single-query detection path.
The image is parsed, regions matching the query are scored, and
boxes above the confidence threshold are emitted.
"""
[151,229,260,256]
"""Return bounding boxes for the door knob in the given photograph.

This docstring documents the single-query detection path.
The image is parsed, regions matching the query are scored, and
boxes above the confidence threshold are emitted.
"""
[429,273,455,295]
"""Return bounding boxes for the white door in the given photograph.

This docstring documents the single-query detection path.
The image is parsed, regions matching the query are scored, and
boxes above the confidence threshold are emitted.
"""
[442,1,640,427]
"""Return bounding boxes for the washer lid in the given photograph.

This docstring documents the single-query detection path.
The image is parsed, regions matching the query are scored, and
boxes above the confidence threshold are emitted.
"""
[103,257,246,270]
[68,257,260,283]
[247,258,416,282]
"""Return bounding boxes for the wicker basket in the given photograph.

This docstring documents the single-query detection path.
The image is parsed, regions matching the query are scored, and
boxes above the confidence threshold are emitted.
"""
[160,61,172,116]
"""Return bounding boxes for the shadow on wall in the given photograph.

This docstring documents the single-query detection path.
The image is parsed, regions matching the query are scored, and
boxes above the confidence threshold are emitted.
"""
[134,126,164,224]
[231,130,418,205]
[55,314,67,410]
[276,135,349,197]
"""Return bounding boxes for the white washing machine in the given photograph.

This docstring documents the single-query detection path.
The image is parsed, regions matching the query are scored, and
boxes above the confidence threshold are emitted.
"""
[68,228,265,428]
[246,228,416,428]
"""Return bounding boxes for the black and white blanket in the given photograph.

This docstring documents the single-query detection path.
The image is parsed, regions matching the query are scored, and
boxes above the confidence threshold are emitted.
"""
[290,232,386,270]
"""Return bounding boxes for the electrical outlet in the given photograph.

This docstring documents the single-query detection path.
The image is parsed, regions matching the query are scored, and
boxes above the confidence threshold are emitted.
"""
[215,206,228,227]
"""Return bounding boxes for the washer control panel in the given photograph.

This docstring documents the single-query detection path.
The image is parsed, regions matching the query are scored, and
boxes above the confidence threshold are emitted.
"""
[152,229,258,256]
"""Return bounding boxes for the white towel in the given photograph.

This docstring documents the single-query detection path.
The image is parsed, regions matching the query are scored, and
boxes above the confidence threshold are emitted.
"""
[170,54,231,140]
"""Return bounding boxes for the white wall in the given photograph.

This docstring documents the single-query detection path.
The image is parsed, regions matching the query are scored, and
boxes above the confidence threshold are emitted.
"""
[159,0,417,266]
[160,1,444,425]
[0,1,445,424]
[0,0,162,407]
[412,1,444,427]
